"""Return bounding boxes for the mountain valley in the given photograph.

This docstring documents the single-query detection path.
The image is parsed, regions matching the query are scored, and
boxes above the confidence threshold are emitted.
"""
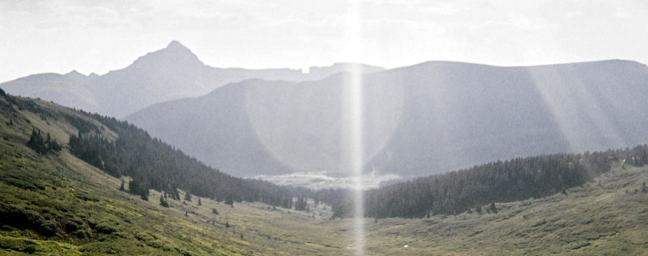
[3,41,648,255]
[1,92,647,255]
[126,59,648,183]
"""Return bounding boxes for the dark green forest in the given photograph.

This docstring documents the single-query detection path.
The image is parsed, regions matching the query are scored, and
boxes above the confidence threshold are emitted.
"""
[67,112,297,208]
[3,94,299,209]
[324,145,648,219]
[26,129,62,155]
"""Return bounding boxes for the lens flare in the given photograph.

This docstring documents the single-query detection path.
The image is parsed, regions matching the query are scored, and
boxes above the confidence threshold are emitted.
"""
[345,0,365,255]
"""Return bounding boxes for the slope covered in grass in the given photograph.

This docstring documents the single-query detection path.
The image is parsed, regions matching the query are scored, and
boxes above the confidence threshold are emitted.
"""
[0,94,292,255]
[0,93,336,255]
[363,164,648,255]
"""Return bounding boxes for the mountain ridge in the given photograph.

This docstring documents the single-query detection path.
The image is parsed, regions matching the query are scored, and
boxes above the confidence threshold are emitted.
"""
[126,59,648,182]
[0,41,385,118]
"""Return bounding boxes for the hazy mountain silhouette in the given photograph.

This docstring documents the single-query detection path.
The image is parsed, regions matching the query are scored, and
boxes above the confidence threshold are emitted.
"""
[0,41,384,117]
[126,60,648,179]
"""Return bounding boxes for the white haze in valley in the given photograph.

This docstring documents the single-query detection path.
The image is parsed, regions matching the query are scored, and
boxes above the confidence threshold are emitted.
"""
[251,171,401,190]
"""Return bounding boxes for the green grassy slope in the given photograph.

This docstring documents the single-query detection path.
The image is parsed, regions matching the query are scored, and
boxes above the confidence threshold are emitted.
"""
[0,94,356,255]
[1,93,647,255]
[363,164,648,255]
[0,98,280,255]
[0,132,351,255]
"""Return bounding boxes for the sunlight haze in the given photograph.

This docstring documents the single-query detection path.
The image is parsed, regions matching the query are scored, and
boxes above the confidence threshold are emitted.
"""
[1,0,647,82]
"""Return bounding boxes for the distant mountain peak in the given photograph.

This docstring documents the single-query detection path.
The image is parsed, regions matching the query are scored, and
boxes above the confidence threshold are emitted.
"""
[64,70,87,81]
[131,40,204,70]
[166,40,189,51]
[65,70,84,76]
[159,40,195,58]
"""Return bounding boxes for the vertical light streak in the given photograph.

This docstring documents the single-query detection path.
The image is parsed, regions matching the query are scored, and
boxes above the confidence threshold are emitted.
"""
[345,0,364,255]
[351,64,365,256]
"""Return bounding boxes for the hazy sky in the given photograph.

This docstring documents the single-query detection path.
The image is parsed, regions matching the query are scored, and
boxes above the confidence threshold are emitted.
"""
[1,0,647,83]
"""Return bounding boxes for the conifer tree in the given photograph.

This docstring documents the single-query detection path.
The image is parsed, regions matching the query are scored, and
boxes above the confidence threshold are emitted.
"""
[489,202,497,214]
[225,196,234,207]
[26,129,46,154]
[26,129,61,154]
[294,196,308,211]
[171,185,180,200]
[160,195,169,207]
[140,191,149,201]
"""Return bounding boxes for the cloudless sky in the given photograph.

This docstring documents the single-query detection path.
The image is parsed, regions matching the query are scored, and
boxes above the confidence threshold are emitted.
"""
[1,0,647,83]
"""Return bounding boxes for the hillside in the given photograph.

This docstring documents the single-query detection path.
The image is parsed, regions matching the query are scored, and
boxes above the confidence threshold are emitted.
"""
[361,164,648,255]
[0,41,384,118]
[126,60,648,181]
[1,90,647,255]
[0,91,317,254]
[322,145,646,219]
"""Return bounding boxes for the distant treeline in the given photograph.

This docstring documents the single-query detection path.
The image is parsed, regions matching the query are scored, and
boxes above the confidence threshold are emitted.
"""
[324,145,648,219]
[67,111,295,208]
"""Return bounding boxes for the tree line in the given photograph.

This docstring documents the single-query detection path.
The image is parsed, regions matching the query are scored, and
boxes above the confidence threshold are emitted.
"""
[26,129,62,154]
[67,111,296,208]
[4,94,316,211]
[324,145,648,219]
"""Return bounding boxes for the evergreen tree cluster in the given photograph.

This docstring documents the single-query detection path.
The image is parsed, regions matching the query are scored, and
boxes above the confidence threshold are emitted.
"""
[311,188,348,218]
[26,129,62,154]
[67,112,295,208]
[128,178,150,201]
[62,113,100,134]
[294,196,308,212]
[330,145,648,219]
